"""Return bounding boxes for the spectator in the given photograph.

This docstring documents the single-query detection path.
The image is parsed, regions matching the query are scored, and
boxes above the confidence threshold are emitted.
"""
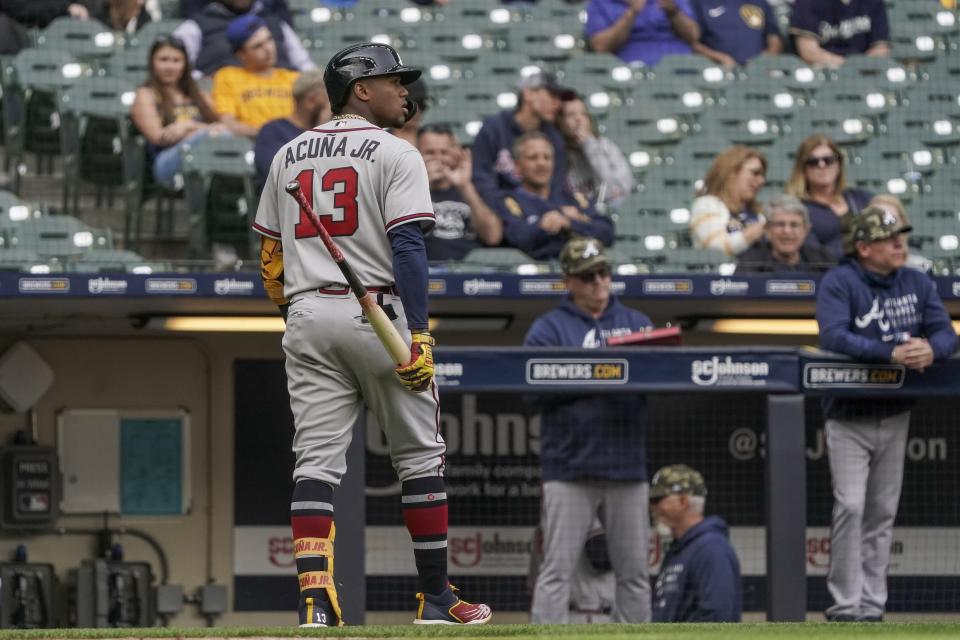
[526,237,653,624]
[736,194,835,274]
[557,95,634,208]
[0,11,31,54]
[786,134,872,260]
[417,124,503,262]
[498,132,613,261]
[1,0,89,39]
[211,14,298,137]
[131,35,224,188]
[816,206,957,622]
[790,0,890,67]
[650,464,741,623]
[689,145,766,256]
[392,77,428,146]
[471,71,573,210]
[584,0,698,67]
[172,0,314,77]
[181,0,293,23]
[94,0,154,34]
[688,0,782,68]
[253,69,330,189]
[867,194,933,274]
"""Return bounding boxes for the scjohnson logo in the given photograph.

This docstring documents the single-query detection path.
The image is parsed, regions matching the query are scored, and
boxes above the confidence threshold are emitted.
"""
[691,356,769,386]
[448,532,532,569]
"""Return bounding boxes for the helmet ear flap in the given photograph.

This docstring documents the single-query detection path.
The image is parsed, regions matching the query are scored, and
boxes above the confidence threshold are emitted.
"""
[403,97,418,123]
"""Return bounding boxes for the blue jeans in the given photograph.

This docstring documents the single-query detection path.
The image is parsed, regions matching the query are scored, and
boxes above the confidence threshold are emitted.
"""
[152,129,210,188]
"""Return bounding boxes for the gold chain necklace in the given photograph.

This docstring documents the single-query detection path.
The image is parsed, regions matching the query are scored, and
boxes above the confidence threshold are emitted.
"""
[331,113,368,122]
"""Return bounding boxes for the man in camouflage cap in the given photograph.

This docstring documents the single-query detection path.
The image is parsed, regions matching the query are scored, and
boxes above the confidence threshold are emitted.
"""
[841,204,913,257]
[526,236,654,624]
[817,204,957,622]
[649,464,741,622]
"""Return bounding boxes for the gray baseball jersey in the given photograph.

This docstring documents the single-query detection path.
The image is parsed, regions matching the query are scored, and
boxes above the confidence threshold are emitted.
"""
[254,118,435,296]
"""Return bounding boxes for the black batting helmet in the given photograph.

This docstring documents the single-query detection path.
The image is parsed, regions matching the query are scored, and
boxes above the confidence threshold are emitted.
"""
[324,42,421,114]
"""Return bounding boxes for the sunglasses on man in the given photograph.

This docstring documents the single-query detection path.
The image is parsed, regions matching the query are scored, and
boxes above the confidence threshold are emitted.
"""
[574,266,611,283]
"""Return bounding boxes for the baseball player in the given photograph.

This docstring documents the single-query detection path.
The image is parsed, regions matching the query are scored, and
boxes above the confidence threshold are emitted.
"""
[816,206,957,621]
[253,42,492,627]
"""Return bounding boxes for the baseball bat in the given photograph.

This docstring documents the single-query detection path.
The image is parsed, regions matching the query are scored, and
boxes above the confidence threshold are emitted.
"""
[284,180,411,366]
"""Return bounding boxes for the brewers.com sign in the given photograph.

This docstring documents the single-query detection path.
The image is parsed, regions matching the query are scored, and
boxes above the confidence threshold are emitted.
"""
[525,359,629,384]
[803,363,906,388]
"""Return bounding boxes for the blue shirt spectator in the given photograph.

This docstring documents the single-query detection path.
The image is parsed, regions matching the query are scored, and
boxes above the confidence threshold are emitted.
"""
[497,130,613,261]
[690,0,782,67]
[471,71,571,211]
[790,0,890,66]
[585,0,698,67]
[253,69,329,189]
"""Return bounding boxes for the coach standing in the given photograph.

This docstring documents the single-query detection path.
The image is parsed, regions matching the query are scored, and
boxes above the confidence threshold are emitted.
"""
[527,237,653,624]
[816,206,957,622]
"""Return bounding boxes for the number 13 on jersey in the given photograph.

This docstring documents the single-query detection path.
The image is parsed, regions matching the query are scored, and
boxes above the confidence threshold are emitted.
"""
[293,167,359,239]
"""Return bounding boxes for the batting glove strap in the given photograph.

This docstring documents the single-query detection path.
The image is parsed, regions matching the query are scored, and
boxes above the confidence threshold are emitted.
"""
[395,331,435,393]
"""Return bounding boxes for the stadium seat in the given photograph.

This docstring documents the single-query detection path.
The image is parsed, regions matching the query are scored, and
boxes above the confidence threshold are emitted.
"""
[456,247,547,272]
[68,248,149,272]
[35,17,119,64]
[743,54,825,95]
[58,76,136,215]
[724,77,805,129]
[652,54,734,96]
[104,46,152,82]
[835,55,916,94]
[886,107,960,150]
[121,20,183,50]
[5,49,90,194]
[119,118,182,250]
[4,215,107,259]
[889,24,943,64]
[0,191,28,222]
[558,52,637,92]
[180,136,257,258]
[789,111,876,146]
[814,80,897,123]
[671,135,731,178]
[507,22,581,63]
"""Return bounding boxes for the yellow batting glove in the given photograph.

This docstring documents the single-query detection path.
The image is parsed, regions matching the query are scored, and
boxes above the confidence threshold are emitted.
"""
[395,331,435,393]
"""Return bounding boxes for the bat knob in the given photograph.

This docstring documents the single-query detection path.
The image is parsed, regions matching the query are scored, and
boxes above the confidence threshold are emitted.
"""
[285,181,301,195]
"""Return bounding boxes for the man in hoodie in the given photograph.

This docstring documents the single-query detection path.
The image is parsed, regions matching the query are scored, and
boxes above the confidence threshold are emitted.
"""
[471,71,573,210]
[526,237,652,624]
[650,464,741,623]
[816,206,957,622]
[173,0,314,76]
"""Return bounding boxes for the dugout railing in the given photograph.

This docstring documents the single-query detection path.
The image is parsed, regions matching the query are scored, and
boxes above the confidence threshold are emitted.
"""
[234,348,960,623]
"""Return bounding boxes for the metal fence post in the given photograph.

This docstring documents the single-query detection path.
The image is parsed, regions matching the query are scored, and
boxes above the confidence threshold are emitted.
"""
[766,393,807,621]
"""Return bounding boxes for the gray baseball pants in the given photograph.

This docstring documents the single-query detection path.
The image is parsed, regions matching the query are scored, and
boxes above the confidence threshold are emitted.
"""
[532,480,651,623]
[825,411,911,619]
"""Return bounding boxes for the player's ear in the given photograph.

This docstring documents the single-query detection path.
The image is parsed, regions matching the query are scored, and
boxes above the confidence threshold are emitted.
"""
[352,79,371,104]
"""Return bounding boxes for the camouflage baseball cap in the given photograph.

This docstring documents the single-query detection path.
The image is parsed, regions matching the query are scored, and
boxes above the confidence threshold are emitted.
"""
[843,205,913,255]
[650,464,707,499]
[560,237,608,275]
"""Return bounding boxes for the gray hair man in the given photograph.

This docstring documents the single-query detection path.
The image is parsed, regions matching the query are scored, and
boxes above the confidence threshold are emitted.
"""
[736,193,835,274]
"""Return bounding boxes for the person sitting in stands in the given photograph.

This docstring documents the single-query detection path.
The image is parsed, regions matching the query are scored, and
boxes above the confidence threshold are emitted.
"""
[210,13,298,137]
[497,131,614,261]
[736,194,835,274]
[172,0,313,76]
[131,35,225,188]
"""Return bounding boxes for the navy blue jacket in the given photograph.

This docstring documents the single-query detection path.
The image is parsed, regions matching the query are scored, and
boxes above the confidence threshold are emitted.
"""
[498,188,614,261]
[524,296,651,481]
[816,258,958,419]
[471,109,568,209]
[652,516,742,623]
[254,117,303,189]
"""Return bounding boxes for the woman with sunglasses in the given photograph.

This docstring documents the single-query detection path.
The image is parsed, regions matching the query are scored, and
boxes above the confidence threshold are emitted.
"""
[689,145,767,256]
[786,134,872,260]
[131,36,225,188]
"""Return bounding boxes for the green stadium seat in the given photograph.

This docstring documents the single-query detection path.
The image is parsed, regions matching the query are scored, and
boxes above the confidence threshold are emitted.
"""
[0,191,27,222]
[724,77,805,128]
[35,17,119,63]
[119,118,182,249]
[121,20,183,50]
[558,52,637,92]
[4,215,104,259]
[68,248,148,272]
[456,247,547,272]
[652,54,734,95]
[670,135,730,177]
[814,80,898,123]
[835,55,916,94]
[744,54,825,94]
[889,24,943,64]
[789,111,876,146]
[58,76,137,215]
[105,46,152,82]
[5,49,90,194]
[886,107,960,150]
[507,22,581,63]
[181,136,257,258]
